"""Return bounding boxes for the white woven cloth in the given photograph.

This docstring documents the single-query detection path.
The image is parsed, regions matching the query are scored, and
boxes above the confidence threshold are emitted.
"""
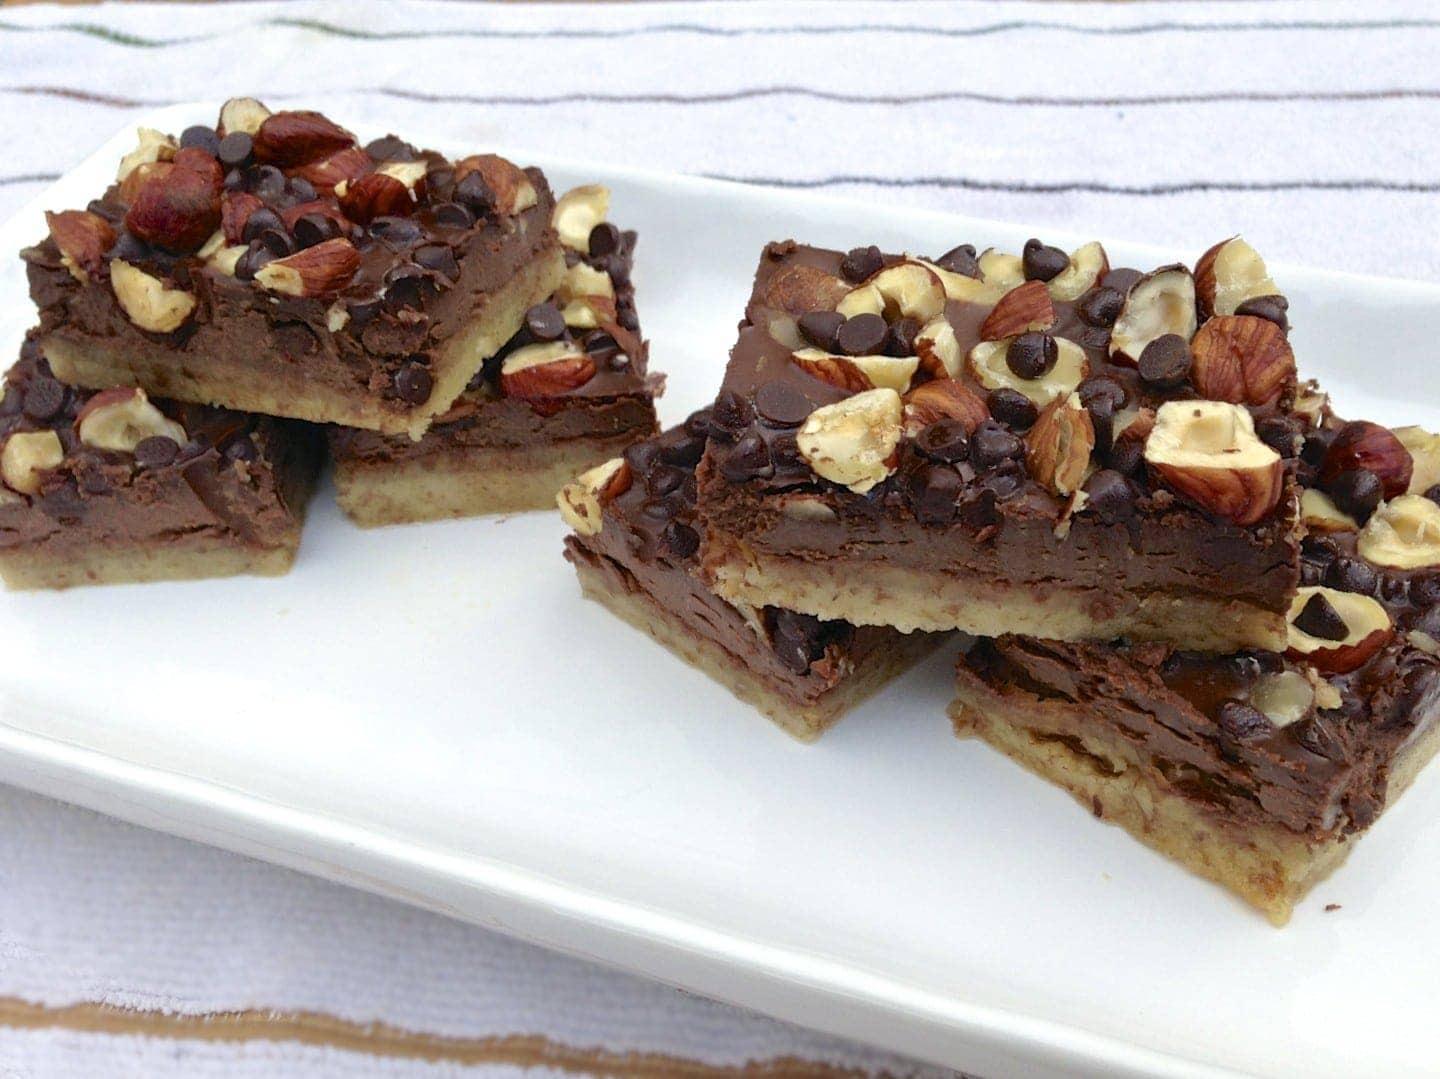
[1,0,1438,1074]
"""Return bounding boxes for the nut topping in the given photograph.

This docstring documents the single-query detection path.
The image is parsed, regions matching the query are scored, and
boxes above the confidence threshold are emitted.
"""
[75,386,186,453]
[1194,236,1279,319]
[376,159,429,192]
[1300,488,1358,534]
[913,258,1006,305]
[1188,314,1295,407]
[454,154,537,215]
[792,348,919,394]
[796,388,903,493]
[45,210,115,283]
[1143,400,1283,525]
[1285,585,1393,673]
[915,316,963,379]
[967,335,1089,407]
[1318,420,1413,500]
[498,342,597,399]
[1109,265,1197,365]
[1395,425,1440,494]
[338,172,412,223]
[116,127,177,184]
[1249,669,1316,728]
[1025,392,1095,497]
[901,379,990,436]
[294,145,373,197]
[557,456,632,536]
[836,261,946,323]
[977,248,1024,291]
[124,152,225,253]
[979,279,1055,341]
[217,97,272,138]
[1045,241,1110,302]
[1356,494,1440,569]
[556,262,616,305]
[110,259,197,333]
[552,184,610,251]
[0,430,63,495]
[253,237,361,297]
[252,110,356,168]
[762,263,850,315]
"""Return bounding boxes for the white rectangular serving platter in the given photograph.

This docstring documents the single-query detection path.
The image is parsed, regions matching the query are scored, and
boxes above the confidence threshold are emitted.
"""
[2,104,1439,1079]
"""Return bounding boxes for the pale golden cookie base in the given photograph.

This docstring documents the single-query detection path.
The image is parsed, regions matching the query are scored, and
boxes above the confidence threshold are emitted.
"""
[703,534,1288,652]
[574,560,942,742]
[334,432,645,527]
[949,678,1440,925]
[0,536,299,590]
[43,247,565,440]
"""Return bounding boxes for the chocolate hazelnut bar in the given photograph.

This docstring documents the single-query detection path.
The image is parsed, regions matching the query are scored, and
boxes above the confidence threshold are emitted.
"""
[0,335,321,589]
[951,416,1440,923]
[560,412,943,741]
[697,237,1307,652]
[328,186,660,526]
[24,98,564,440]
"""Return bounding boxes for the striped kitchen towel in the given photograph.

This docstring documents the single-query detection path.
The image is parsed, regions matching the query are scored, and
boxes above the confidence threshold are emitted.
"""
[0,1,1437,1075]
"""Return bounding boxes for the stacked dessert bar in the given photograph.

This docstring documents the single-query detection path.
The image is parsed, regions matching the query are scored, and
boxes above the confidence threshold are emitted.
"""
[7,98,661,585]
[592,231,1438,923]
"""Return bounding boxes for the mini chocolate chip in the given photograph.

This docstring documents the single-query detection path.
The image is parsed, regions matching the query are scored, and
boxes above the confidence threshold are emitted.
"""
[223,168,245,192]
[1256,415,1302,459]
[1103,437,1142,479]
[217,132,253,168]
[246,164,285,201]
[1077,286,1124,328]
[840,245,884,284]
[1380,575,1411,605]
[599,252,631,288]
[222,435,257,462]
[393,363,433,405]
[524,303,565,341]
[293,212,339,249]
[0,387,21,416]
[256,227,295,257]
[1077,375,1127,415]
[618,306,640,332]
[454,171,495,213]
[107,231,151,264]
[588,222,622,258]
[364,135,418,162]
[241,208,284,243]
[836,313,888,357]
[624,439,661,476]
[935,243,979,278]
[1300,428,1336,467]
[684,409,712,440]
[721,433,772,483]
[1294,716,1345,761]
[885,317,921,358]
[985,388,1037,431]
[1022,238,1070,283]
[180,125,220,155]
[646,464,686,497]
[1084,469,1137,523]
[22,378,65,421]
[1294,592,1349,641]
[346,296,383,327]
[980,458,1025,499]
[1217,700,1274,743]
[1425,483,1440,508]
[371,216,423,249]
[133,435,180,469]
[414,243,460,281]
[1411,573,1440,608]
[910,464,963,526]
[287,176,316,203]
[1137,334,1192,389]
[1235,294,1290,333]
[754,381,812,426]
[770,609,825,675]
[797,310,844,351]
[970,420,1023,469]
[658,432,706,469]
[663,521,700,559]
[1328,468,1383,521]
[914,419,970,463]
[433,201,475,230]
[384,264,439,312]
[1005,332,1057,379]
[961,487,1000,528]
[1326,555,1377,595]
[710,390,755,440]
[641,498,677,522]
[770,432,805,473]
